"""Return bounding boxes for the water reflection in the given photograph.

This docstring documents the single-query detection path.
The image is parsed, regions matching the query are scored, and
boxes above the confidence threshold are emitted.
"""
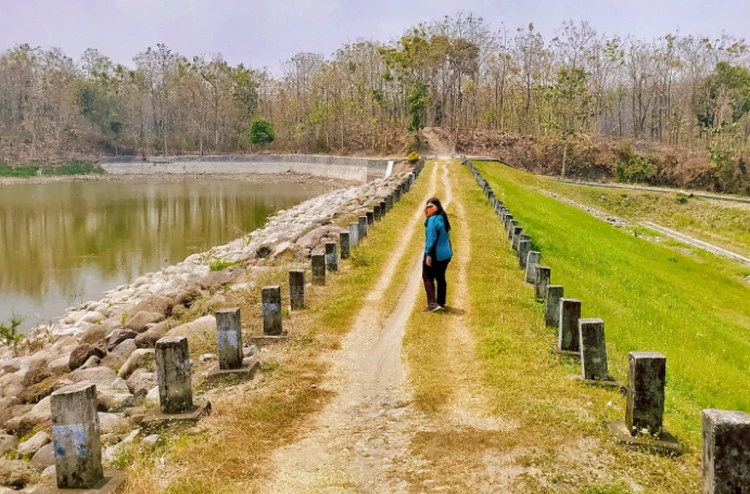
[0,179,328,331]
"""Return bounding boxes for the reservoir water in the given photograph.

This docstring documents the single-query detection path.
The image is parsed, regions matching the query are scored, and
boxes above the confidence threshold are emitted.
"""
[0,178,330,332]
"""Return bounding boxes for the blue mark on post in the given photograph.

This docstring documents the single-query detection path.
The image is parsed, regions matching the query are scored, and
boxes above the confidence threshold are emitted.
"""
[262,302,280,316]
[52,424,88,458]
[218,329,239,351]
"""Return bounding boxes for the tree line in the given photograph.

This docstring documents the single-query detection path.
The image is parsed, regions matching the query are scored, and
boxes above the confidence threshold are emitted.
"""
[1,14,749,190]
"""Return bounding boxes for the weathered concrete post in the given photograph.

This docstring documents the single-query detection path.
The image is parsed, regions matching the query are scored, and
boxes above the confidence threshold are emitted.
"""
[579,318,608,380]
[366,211,374,225]
[216,308,243,369]
[289,270,306,310]
[394,188,401,202]
[511,226,523,246]
[535,266,551,299]
[51,382,102,489]
[262,285,282,335]
[558,298,581,352]
[325,241,338,272]
[339,231,351,260]
[504,214,514,231]
[379,201,387,217]
[545,286,564,327]
[518,239,531,268]
[155,336,193,414]
[311,254,325,285]
[525,251,541,283]
[626,351,666,436]
[358,215,368,239]
[702,409,750,493]
[385,195,393,212]
[349,222,359,248]
[373,204,382,221]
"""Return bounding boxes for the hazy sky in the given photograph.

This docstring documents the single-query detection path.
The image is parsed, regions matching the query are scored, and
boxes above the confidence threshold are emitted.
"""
[1,0,747,73]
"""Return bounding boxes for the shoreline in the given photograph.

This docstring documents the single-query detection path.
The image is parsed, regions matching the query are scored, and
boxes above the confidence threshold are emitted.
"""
[0,170,360,187]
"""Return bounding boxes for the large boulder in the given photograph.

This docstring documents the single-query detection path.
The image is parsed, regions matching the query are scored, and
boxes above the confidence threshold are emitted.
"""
[0,459,36,489]
[31,443,55,470]
[17,431,49,457]
[68,342,107,371]
[118,349,155,379]
[134,320,172,348]
[128,295,174,318]
[70,367,117,388]
[107,329,139,351]
[166,315,216,340]
[9,397,51,434]
[199,270,233,291]
[21,359,51,388]
[0,402,29,431]
[101,339,137,369]
[126,369,157,397]
[98,413,129,434]
[79,324,107,345]
[124,311,164,333]
[96,387,135,413]
[0,434,17,457]
[47,354,71,375]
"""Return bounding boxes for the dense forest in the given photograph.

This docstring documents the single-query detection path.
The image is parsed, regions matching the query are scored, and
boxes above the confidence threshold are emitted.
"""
[2,14,750,192]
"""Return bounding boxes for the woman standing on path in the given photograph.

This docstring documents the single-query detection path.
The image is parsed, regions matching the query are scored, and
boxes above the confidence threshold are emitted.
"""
[423,197,453,312]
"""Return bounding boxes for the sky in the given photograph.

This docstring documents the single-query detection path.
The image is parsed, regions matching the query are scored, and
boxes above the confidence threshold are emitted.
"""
[0,0,747,74]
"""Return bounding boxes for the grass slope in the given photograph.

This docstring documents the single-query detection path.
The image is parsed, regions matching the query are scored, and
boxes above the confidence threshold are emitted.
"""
[475,160,750,447]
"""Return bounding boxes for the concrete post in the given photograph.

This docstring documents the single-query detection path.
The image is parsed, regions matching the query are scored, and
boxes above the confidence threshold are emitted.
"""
[518,240,531,268]
[579,318,608,380]
[373,204,382,221]
[505,215,514,231]
[511,226,523,249]
[289,270,306,310]
[525,251,541,283]
[325,241,338,272]
[702,409,750,493]
[535,266,551,299]
[385,195,393,212]
[216,308,242,370]
[262,285,282,336]
[155,336,193,414]
[626,351,666,436]
[366,211,374,225]
[311,254,326,286]
[349,222,359,248]
[358,215,368,239]
[50,382,102,489]
[558,298,581,352]
[545,286,564,328]
[508,221,519,240]
[339,231,351,260]
[379,201,387,217]
[394,188,401,202]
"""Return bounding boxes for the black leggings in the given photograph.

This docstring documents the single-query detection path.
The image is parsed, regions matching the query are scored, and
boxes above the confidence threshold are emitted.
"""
[422,256,450,306]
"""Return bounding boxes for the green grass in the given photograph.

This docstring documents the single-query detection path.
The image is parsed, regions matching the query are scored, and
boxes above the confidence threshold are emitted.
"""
[536,178,750,258]
[475,160,750,448]
[0,160,104,177]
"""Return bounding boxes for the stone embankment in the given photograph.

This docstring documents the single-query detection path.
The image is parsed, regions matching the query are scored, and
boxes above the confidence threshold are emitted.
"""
[0,165,414,491]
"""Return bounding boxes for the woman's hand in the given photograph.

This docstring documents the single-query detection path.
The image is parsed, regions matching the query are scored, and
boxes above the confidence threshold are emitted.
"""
[426,256,433,267]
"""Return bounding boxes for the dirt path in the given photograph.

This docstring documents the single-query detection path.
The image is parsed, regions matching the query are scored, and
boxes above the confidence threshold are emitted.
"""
[421,127,453,158]
[262,161,446,493]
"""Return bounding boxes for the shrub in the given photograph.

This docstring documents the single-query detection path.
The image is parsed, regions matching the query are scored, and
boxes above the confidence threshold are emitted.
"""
[615,146,656,183]
[407,151,420,164]
[246,117,275,147]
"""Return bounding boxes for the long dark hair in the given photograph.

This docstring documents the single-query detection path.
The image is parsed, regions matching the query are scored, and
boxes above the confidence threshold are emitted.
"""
[426,197,451,232]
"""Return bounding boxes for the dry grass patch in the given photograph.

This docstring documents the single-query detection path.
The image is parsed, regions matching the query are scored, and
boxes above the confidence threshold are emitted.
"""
[119,168,433,493]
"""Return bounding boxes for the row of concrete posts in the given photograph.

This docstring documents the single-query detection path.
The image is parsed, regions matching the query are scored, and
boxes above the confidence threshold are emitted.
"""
[462,157,750,493]
[46,160,426,490]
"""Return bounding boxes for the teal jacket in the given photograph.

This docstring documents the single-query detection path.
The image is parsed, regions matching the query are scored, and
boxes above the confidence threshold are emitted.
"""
[424,214,453,262]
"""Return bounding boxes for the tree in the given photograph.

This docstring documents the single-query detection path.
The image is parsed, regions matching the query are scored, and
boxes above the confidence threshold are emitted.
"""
[247,117,275,147]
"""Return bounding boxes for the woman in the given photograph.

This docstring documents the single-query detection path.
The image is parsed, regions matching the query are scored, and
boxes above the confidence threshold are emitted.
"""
[422,197,452,312]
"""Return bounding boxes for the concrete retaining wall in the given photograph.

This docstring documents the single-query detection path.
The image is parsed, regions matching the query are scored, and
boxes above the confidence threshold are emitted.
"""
[100,154,391,182]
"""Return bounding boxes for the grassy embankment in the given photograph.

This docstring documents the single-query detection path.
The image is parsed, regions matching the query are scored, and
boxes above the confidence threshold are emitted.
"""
[0,160,104,177]
[118,168,431,494]
[400,159,750,491]
[539,178,750,260]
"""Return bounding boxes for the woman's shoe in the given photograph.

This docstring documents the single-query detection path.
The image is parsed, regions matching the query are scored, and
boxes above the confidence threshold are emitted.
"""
[428,304,443,312]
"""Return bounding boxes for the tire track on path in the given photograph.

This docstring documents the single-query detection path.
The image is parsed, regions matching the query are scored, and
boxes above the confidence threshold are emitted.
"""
[261,161,445,493]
